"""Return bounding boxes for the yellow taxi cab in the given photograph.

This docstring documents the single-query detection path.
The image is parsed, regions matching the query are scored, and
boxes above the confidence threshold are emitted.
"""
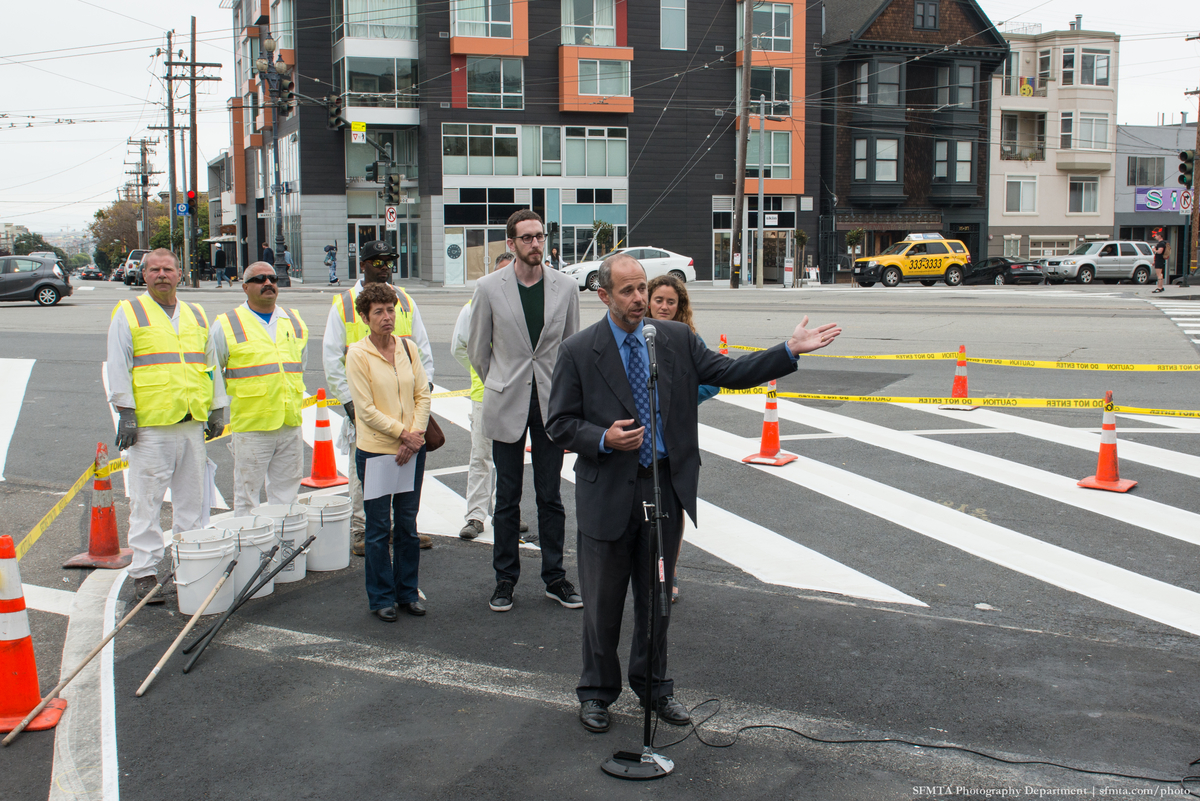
[852,234,972,287]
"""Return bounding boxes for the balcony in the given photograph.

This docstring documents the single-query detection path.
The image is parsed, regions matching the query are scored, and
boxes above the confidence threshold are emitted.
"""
[1000,143,1045,161]
[1000,112,1046,163]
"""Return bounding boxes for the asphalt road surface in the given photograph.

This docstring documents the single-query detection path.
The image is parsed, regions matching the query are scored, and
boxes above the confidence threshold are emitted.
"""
[3,278,1199,801]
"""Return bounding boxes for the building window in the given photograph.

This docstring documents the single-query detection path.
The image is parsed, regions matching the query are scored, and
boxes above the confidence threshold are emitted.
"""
[1127,156,1165,186]
[1069,176,1099,213]
[1001,51,1016,96]
[877,62,901,105]
[661,0,686,50]
[1000,112,1046,160]
[271,0,294,50]
[453,0,512,38]
[740,3,791,52]
[1037,49,1051,93]
[564,126,627,177]
[1060,112,1072,149]
[747,67,791,115]
[1003,236,1021,257]
[579,60,630,96]
[1076,113,1108,150]
[914,0,938,29]
[956,65,975,107]
[562,0,616,46]
[853,139,868,180]
[746,130,790,179]
[1081,49,1110,86]
[333,0,417,41]
[347,129,417,180]
[955,141,972,182]
[934,141,948,180]
[541,126,562,175]
[467,58,523,109]
[442,124,520,176]
[340,57,418,108]
[855,63,869,105]
[1061,47,1074,86]
[1030,238,1076,257]
[1006,175,1037,213]
[937,66,949,106]
[875,139,898,181]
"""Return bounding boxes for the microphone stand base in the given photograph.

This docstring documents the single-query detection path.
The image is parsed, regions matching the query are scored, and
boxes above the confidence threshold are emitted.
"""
[602,749,674,780]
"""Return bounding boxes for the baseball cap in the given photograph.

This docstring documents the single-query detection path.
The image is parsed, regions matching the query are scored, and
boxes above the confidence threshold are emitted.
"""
[359,240,397,261]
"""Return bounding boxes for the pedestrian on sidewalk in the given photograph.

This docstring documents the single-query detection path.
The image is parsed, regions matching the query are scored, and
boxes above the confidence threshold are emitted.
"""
[1152,229,1170,293]
[325,244,339,286]
[215,249,226,288]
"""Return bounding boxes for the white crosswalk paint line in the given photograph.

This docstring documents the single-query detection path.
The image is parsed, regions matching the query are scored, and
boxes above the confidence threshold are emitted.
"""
[718,394,1200,548]
[1118,413,1200,432]
[697,423,1200,636]
[893,403,1200,477]
[0,358,34,482]
[427,386,915,603]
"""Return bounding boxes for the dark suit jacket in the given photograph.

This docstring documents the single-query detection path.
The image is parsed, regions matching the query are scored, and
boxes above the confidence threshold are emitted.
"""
[546,315,797,541]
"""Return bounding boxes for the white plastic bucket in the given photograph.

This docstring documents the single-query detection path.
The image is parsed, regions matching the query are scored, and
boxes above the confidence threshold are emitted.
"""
[220,516,279,600]
[300,495,352,572]
[251,504,309,583]
[172,528,237,616]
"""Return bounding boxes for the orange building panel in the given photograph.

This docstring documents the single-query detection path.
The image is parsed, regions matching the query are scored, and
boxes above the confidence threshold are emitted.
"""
[558,46,634,114]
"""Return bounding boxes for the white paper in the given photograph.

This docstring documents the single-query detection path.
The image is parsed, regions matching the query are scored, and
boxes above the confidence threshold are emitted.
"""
[200,458,218,527]
[363,453,416,500]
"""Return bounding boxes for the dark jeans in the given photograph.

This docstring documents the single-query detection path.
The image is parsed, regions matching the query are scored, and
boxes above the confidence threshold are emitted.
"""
[356,447,425,611]
[576,470,683,706]
[491,388,565,587]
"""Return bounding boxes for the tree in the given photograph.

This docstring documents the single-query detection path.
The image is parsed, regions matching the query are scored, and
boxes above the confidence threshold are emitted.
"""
[88,201,141,266]
[14,232,67,261]
[69,253,91,268]
[844,228,866,254]
[94,249,111,273]
[592,219,613,256]
[149,195,208,251]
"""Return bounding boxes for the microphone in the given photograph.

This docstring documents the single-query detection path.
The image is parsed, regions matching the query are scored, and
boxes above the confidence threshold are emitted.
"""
[643,324,658,374]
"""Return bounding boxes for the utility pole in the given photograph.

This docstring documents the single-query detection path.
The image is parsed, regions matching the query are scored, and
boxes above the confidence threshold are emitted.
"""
[1185,37,1200,285]
[731,0,754,288]
[125,138,159,250]
[164,31,176,256]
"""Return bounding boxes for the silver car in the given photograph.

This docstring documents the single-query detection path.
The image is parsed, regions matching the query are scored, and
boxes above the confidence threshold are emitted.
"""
[1042,241,1155,285]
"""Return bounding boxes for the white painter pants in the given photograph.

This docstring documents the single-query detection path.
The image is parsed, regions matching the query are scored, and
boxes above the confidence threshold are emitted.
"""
[126,421,206,580]
[465,399,496,524]
[231,426,304,517]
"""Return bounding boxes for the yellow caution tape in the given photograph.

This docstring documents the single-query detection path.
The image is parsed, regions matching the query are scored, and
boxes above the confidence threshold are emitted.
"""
[726,343,1200,371]
[16,462,96,561]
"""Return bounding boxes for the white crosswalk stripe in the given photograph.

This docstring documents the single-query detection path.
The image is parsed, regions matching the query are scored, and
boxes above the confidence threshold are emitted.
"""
[1149,299,1200,344]
[0,358,34,482]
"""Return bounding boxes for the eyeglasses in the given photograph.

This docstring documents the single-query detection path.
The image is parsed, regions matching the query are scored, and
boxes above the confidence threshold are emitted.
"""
[515,233,547,245]
[245,274,278,284]
[369,258,396,267]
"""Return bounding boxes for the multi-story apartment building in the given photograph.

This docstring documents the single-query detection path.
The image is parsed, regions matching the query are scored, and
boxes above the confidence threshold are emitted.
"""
[986,17,1119,259]
[817,0,1008,277]
[220,0,822,284]
[1114,122,1196,280]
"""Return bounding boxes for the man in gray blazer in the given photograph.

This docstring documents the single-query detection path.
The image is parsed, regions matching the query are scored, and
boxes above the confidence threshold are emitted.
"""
[468,210,582,613]
[546,253,841,733]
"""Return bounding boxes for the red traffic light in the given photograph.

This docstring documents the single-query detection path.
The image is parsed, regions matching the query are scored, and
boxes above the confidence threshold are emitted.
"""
[186,190,197,201]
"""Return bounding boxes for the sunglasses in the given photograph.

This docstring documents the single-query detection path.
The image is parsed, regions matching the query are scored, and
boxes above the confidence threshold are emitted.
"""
[245,274,279,284]
[369,258,396,267]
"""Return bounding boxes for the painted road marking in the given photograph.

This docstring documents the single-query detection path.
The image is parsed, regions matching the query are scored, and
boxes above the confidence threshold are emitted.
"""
[23,583,74,616]
[697,423,1200,637]
[0,358,35,482]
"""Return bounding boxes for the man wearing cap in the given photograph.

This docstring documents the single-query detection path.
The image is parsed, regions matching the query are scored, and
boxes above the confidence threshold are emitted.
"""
[323,240,435,554]
[207,261,308,516]
[106,248,224,603]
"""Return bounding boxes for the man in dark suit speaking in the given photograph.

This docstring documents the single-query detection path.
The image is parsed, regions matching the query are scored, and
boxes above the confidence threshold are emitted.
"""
[546,253,841,734]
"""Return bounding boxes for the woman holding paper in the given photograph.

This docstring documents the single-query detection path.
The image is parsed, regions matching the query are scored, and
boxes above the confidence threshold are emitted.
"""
[346,282,430,622]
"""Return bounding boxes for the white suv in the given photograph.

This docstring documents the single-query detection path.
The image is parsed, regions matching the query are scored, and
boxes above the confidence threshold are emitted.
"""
[1042,241,1155,285]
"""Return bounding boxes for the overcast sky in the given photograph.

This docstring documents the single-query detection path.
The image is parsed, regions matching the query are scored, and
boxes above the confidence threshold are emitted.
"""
[1,0,1196,234]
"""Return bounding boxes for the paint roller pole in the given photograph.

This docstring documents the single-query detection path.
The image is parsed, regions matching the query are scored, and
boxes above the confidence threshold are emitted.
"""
[182,544,281,673]
[181,535,314,657]
[3,572,174,746]
[135,559,237,697]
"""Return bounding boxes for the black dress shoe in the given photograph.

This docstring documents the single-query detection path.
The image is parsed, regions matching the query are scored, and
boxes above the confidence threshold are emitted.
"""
[373,606,398,622]
[398,600,426,616]
[579,700,610,733]
[645,695,690,725]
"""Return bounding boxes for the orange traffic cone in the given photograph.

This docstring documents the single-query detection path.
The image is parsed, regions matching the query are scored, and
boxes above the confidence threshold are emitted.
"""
[940,345,979,411]
[0,535,67,733]
[302,389,348,488]
[64,443,132,569]
[1078,391,1137,493]
[743,380,797,466]
[719,334,728,355]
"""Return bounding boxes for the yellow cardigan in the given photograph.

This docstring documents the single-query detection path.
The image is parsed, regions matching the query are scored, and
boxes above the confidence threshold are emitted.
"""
[346,335,430,454]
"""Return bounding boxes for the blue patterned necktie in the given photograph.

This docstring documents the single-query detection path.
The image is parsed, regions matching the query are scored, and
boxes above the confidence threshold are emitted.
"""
[625,333,654,467]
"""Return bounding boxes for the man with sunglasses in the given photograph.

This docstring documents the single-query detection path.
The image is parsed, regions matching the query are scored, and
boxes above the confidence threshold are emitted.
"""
[207,261,309,516]
[323,240,435,554]
[468,210,581,613]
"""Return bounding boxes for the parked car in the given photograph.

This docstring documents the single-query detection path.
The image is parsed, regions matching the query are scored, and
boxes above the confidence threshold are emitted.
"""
[562,246,696,291]
[110,266,125,282]
[852,234,972,287]
[964,257,1046,285]
[0,254,73,306]
[121,249,149,286]
[79,266,105,280]
[1041,241,1155,285]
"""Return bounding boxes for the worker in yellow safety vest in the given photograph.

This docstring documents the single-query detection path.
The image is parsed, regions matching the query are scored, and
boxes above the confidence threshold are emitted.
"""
[106,249,222,603]
[208,261,309,516]
[323,240,435,554]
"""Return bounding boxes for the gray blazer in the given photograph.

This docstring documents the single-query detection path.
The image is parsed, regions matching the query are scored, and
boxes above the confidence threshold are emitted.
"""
[467,264,580,444]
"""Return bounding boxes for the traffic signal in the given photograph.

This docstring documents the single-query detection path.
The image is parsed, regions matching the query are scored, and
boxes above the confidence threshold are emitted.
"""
[278,75,295,114]
[326,94,345,129]
[1180,150,1196,188]
[385,172,401,204]
[186,189,197,217]
[364,163,377,182]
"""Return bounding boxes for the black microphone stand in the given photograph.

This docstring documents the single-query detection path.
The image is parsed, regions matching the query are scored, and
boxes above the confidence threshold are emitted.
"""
[602,329,674,780]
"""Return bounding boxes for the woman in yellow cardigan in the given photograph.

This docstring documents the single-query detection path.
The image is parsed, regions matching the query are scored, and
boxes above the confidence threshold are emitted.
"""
[346,282,430,622]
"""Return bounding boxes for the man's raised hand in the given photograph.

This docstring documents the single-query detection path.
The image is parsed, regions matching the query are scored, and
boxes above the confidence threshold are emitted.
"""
[787,315,842,356]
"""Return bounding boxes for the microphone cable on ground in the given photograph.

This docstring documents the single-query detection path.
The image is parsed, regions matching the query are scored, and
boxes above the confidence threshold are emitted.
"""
[650,699,1200,798]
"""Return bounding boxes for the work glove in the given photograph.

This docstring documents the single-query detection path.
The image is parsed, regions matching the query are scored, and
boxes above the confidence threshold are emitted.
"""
[343,400,355,424]
[115,408,138,450]
[205,408,226,441]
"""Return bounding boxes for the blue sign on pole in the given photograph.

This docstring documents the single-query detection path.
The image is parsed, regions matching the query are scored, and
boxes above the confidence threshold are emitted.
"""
[176,203,190,216]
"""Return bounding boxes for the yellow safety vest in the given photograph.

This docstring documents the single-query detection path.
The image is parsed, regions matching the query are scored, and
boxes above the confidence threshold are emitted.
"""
[461,300,484,403]
[333,284,415,346]
[217,306,308,433]
[115,295,212,428]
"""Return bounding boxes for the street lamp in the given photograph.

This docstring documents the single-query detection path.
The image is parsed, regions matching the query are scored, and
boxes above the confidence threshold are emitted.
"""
[256,34,292,286]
